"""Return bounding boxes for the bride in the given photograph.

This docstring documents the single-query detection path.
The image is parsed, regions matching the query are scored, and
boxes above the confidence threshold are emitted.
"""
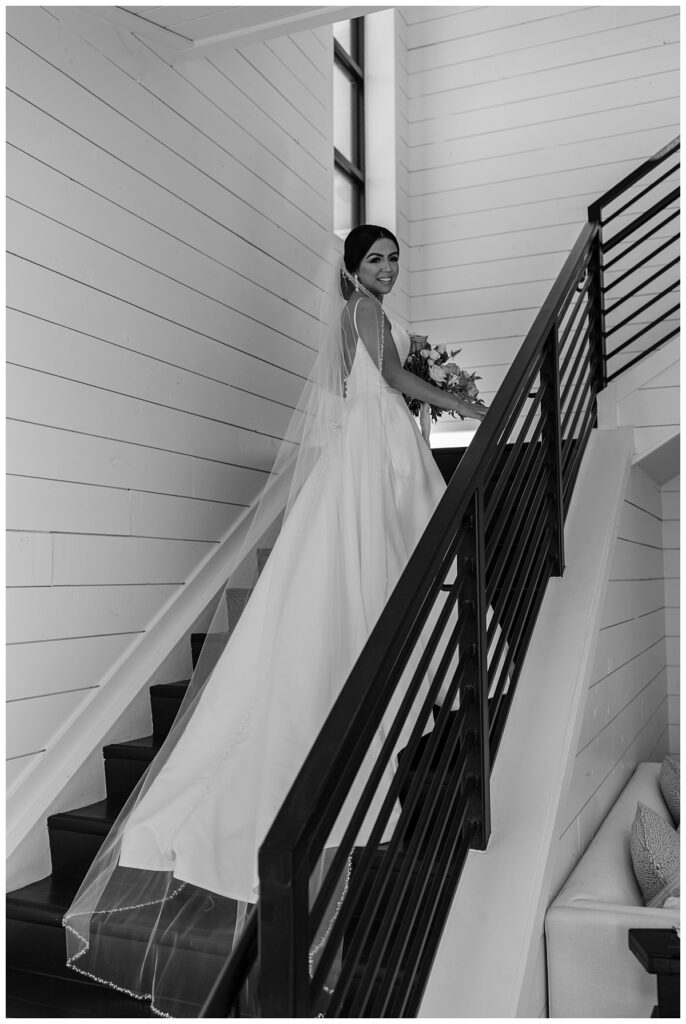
[63,225,487,1016]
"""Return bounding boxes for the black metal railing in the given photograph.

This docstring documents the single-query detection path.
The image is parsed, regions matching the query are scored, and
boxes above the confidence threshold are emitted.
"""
[589,136,680,383]
[201,138,679,1018]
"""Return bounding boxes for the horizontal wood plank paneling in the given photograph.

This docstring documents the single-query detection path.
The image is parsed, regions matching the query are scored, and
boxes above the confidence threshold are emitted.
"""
[6,4,334,766]
[558,465,670,882]
[403,5,679,398]
[661,475,680,753]
[7,689,97,760]
[52,536,217,586]
[7,533,53,587]
[8,476,131,536]
[7,634,140,702]
[8,585,180,644]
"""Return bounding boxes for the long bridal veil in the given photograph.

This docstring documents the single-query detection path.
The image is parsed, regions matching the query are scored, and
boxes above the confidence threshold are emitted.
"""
[63,258,409,1016]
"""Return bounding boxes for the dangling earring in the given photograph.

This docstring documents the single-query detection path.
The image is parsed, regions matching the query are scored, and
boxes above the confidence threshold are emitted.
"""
[354,273,359,290]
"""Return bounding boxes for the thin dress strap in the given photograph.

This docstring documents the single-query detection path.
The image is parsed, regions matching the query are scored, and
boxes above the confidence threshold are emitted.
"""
[352,296,364,340]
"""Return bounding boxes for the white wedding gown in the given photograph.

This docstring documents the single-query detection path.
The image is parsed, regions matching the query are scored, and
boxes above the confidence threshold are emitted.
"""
[118,319,446,904]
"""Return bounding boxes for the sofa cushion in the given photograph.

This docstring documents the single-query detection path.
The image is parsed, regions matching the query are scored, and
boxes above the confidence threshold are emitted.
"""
[555,763,669,908]
[659,754,680,826]
[630,801,680,905]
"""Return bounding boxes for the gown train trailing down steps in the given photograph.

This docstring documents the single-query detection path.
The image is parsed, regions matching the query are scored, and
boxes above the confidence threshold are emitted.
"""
[64,316,450,1016]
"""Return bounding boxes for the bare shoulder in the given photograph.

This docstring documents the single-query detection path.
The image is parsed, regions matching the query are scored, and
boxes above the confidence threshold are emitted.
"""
[347,295,378,322]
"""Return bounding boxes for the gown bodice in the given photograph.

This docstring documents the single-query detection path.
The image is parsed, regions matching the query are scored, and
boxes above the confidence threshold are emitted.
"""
[346,313,411,399]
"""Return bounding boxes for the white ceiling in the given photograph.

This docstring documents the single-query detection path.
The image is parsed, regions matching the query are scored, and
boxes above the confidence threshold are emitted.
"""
[82,6,385,58]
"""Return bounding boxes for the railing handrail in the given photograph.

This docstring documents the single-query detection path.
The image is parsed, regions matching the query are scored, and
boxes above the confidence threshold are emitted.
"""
[589,135,680,219]
[260,218,599,858]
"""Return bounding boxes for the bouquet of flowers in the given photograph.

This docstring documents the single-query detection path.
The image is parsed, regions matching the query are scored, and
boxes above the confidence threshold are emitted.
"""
[403,335,484,423]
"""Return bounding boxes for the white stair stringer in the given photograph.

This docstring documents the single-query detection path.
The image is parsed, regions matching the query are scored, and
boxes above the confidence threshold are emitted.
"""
[597,336,679,482]
[419,426,635,1019]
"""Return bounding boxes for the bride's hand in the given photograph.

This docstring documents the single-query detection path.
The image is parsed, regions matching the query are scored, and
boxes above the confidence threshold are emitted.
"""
[469,403,488,422]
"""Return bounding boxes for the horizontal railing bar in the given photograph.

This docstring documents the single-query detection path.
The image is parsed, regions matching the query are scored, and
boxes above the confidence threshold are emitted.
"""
[556,253,594,328]
[351,727,474,1016]
[602,188,680,253]
[559,309,592,381]
[560,327,593,413]
[556,254,597,337]
[557,276,591,356]
[563,401,598,509]
[485,428,547,583]
[398,820,477,1017]
[603,209,679,271]
[486,471,549,645]
[486,500,549,676]
[200,907,258,1017]
[605,257,680,315]
[605,278,679,337]
[308,613,472,995]
[485,437,548,598]
[484,387,545,530]
[478,351,546,498]
[605,306,680,361]
[305,570,466,947]
[603,235,678,292]
[600,159,680,226]
[488,519,551,712]
[605,326,680,382]
[589,137,679,217]
[488,546,552,760]
[560,344,594,438]
[322,666,474,1012]
[369,779,474,1017]
[562,388,595,478]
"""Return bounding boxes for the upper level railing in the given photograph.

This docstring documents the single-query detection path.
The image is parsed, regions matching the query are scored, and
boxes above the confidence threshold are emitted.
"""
[589,136,680,384]
[201,138,679,1018]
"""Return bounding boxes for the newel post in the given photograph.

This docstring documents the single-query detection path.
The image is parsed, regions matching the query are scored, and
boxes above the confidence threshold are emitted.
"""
[540,324,565,577]
[462,489,491,851]
[258,845,311,1016]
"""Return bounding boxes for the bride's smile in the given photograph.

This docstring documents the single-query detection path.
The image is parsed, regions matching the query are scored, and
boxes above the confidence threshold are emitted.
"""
[355,238,399,300]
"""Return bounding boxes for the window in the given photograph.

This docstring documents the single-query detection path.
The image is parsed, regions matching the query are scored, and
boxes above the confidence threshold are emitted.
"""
[333,18,365,237]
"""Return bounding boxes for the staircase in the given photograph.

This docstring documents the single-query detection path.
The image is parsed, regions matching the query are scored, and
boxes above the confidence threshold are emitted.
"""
[5,454,469,1020]
[6,135,678,1017]
[6,658,193,1016]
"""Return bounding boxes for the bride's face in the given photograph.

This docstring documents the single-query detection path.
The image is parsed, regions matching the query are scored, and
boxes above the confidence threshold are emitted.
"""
[355,238,399,301]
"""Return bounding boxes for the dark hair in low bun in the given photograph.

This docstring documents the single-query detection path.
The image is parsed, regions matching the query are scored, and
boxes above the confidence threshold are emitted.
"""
[340,224,400,299]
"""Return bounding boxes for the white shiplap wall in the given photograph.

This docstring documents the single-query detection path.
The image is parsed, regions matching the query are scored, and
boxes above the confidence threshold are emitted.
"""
[6,6,333,788]
[552,465,670,898]
[401,6,679,407]
[662,475,680,754]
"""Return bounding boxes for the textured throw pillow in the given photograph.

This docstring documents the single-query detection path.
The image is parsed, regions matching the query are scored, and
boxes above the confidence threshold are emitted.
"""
[660,755,680,827]
[631,802,680,906]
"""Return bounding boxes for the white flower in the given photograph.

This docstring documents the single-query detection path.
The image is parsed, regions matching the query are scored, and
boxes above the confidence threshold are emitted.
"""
[429,364,448,383]
[427,349,441,363]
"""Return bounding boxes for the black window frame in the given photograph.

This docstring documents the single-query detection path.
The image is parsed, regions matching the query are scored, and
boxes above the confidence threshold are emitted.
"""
[334,17,365,229]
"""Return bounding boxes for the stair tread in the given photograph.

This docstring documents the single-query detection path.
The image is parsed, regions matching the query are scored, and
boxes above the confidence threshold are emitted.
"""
[47,799,121,835]
[149,680,189,698]
[7,968,157,1017]
[103,735,160,760]
[7,874,81,923]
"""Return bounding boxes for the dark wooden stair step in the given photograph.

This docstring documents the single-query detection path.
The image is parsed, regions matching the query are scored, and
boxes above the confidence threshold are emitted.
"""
[6,968,156,1018]
[47,800,121,880]
[149,680,189,740]
[7,870,240,1016]
[103,735,161,804]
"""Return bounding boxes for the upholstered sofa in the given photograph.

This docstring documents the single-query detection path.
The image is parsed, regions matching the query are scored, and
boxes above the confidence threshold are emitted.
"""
[545,762,680,1018]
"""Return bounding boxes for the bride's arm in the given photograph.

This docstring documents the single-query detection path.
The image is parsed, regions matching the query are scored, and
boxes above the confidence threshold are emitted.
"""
[356,298,488,422]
